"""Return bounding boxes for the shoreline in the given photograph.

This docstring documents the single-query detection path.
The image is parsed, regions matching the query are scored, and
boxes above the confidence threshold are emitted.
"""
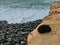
[0,19,42,45]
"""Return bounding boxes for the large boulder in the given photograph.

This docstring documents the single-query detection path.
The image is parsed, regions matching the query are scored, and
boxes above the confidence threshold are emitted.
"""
[27,1,60,45]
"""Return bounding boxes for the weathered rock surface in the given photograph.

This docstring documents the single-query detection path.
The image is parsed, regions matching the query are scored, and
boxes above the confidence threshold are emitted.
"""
[28,1,60,45]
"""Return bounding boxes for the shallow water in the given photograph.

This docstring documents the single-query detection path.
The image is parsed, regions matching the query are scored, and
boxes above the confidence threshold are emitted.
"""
[0,0,55,24]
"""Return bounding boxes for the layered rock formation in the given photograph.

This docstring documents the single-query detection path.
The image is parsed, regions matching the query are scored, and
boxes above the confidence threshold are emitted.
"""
[28,1,60,45]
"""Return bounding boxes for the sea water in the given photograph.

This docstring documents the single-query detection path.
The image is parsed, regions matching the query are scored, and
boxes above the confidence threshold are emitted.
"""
[0,0,55,24]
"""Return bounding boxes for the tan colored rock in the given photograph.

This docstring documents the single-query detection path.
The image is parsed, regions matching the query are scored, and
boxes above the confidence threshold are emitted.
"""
[27,1,60,45]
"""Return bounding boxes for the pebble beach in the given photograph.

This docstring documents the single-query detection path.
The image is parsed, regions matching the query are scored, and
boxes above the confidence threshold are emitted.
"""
[0,19,42,45]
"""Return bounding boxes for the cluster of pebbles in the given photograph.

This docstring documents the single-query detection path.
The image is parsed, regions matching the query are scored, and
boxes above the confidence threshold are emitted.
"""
[0,20,42,45]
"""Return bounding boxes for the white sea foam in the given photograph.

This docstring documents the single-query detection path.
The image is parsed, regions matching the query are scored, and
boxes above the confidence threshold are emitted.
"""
[0,0,55,24]
[0,6,50,24]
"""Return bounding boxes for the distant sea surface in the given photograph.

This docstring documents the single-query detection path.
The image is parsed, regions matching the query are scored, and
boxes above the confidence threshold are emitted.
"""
[0,0,55,24]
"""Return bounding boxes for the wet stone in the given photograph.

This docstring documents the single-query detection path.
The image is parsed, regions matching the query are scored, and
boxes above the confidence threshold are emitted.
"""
[0,20,42,45]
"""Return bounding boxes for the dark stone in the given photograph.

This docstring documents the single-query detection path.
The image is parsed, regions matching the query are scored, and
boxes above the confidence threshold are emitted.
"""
[38,25,51,34]
[0,19,42,45]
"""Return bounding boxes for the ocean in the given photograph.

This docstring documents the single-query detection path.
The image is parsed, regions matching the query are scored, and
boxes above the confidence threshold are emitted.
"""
[0,0,55,24]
